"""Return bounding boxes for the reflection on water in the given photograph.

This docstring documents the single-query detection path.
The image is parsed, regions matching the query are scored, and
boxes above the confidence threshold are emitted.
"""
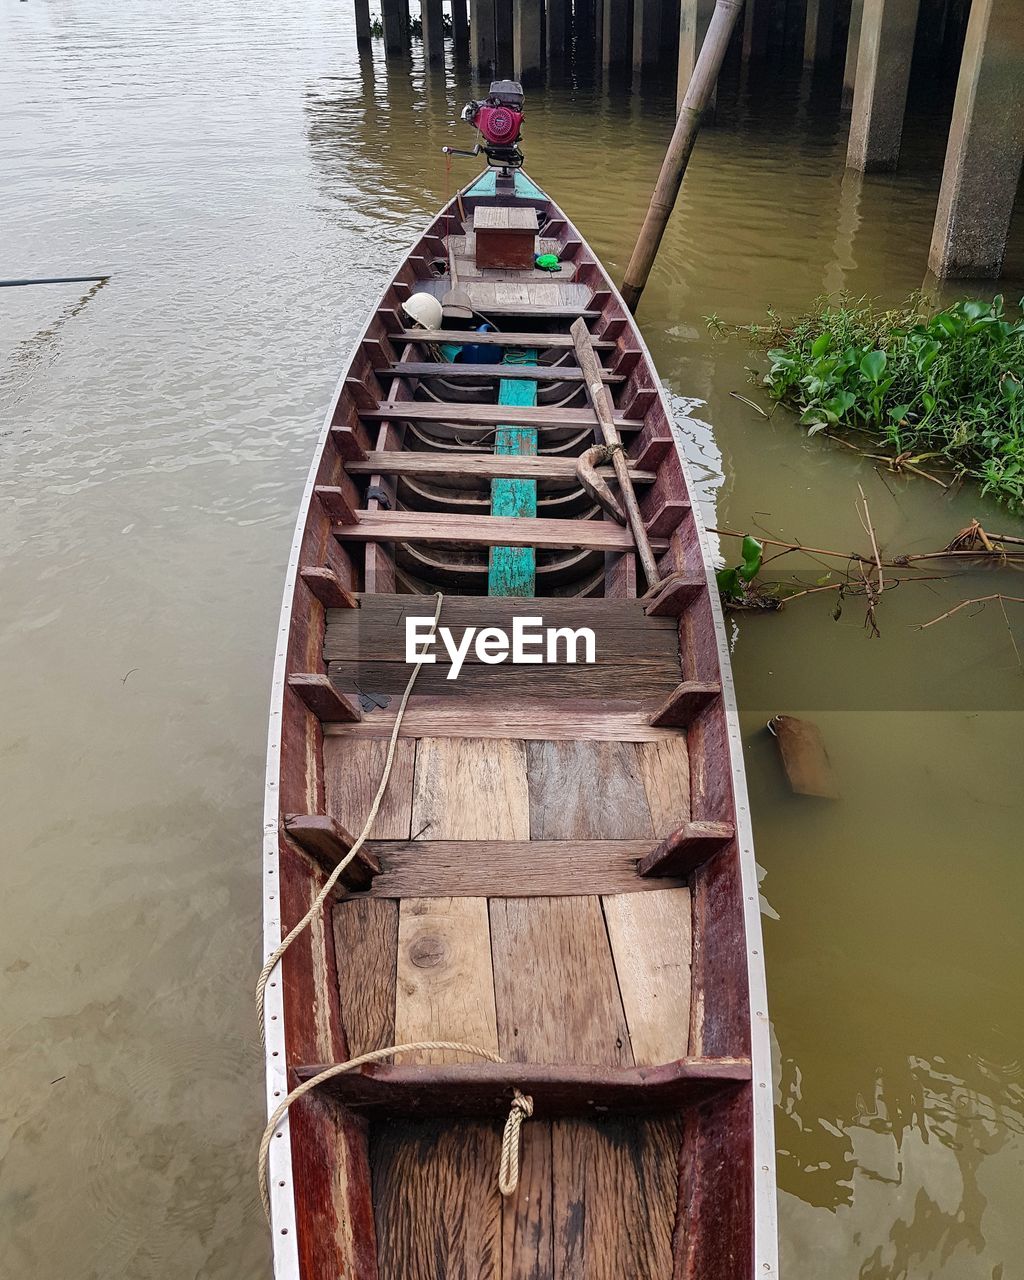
[2,1,1023,1275]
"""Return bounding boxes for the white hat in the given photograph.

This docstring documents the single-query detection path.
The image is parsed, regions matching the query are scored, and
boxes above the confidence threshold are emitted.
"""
[401,292,444,329]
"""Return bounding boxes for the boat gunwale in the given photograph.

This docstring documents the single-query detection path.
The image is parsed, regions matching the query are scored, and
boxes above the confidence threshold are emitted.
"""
[263,174,778,1279]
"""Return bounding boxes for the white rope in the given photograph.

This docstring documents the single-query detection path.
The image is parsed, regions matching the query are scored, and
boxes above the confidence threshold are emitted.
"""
[255,590,444,1043]
[256,589,535,1225]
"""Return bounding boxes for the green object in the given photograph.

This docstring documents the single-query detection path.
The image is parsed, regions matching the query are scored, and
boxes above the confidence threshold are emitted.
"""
[464,170,547,200]
[488,350,538,597]
[716,536,764,603]
[534,253,561,273]
[734,293,1024,510]
[438,342,463,362]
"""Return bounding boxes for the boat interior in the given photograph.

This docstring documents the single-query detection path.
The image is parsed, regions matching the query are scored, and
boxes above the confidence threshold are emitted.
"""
[272,170,757,1278]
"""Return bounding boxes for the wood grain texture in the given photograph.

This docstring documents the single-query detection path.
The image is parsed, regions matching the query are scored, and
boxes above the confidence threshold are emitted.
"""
[552,1115,685,1278]
[345,450,654,483]
[334,510,668,553]
[502,1122,554,1280]
[635,736,691,835]
[283,813,379,889]
[650,680,720,728]
[375,361,622,384]
[639,821,735,879]
[358,401,642,431]
[371,1118,502,1280]
[603,889,692,1066]
[394,897,499,1064]
[300,564,358,609]
[295,1056,750,1114]
[323,737,415,840]
[351,839,683,898]
[412,737,530,840]
[490,896,632,1066]
[332,898,398,1055]
[288,673,363,723]
[674,1088,753,1280]
[527,740,654,840]
[325,594,677,662]
[323,697,679,743]
[328,660,679,699]
[390,327,615,349]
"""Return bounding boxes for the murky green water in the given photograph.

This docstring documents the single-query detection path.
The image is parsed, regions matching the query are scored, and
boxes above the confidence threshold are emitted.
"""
[2,4,1022,1276]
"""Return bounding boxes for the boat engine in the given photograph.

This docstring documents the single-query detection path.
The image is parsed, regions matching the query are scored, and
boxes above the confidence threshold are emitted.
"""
[443,80,525,170]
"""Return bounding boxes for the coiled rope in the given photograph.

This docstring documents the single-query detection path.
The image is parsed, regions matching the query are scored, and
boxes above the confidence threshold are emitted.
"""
[257,590,532,1225]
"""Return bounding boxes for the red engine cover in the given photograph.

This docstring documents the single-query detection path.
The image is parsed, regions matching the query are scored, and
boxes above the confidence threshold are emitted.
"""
[475,104,522,146]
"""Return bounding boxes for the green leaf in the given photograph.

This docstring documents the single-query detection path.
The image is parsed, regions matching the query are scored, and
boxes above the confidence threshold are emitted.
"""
[811,332,833,358]
[739,536,763,582]
[889,403,912,423]
[859,350,887,383]
[716,567,741,600]
[827,389,856,418]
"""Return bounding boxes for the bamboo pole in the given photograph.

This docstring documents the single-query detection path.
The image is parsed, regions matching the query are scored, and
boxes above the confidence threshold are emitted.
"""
[570,318,662,589]
[620,0,744,313]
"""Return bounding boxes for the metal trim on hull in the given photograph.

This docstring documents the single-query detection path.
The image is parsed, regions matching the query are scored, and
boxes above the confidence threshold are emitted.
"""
[261,212,446,1279]
[263,174,778,1278]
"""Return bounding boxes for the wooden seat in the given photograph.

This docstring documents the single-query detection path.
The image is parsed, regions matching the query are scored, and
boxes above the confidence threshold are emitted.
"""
[292,1057,751,1116]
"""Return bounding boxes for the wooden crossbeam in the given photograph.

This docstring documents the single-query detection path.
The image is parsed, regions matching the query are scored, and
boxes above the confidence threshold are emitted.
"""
[347,838,682,897]
[333,510,669,553]
[644,572,705,617]
[288,673,362,723]
[344,451,657,484]
[390,328,616,350]
[315,485,359,526]
[638,820,736,878]
[374,362,622,384]
[358,402,643,431]
[322,696,679,742]
[650,680,721,727]
[300,566,357,609]
[292,1056,751,1116]
[283,814,380,889]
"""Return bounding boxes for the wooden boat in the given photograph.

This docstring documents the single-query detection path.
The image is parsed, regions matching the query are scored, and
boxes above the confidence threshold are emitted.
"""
[261,167,777,1279]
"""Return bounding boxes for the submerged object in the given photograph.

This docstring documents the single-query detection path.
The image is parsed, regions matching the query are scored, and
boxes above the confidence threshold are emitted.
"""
[262,94,776,1280]
[769,714,840,799]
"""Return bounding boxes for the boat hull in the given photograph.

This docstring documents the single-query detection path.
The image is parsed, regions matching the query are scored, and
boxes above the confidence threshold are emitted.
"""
[262,174,777,1279]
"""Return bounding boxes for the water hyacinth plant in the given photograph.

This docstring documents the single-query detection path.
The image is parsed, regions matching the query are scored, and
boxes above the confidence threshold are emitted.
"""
[727,296,1024,510]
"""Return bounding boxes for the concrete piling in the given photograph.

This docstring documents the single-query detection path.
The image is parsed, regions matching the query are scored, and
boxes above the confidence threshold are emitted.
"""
[842,0,863,107]
[513,0,543,81]
[634,0,664,70]
[847,0,921,171]
[928,0,1024,277]
[547,0,570,66]
[678,0,716,113]
[382,0,409,54]
[354,0,372,44]
[602,0,631,68]
[742,0,772,60]
[470,0,497,71]
[353,0,1021,283]
[451,0,470,51]
[422,0,446,62]
[804,0,836,65]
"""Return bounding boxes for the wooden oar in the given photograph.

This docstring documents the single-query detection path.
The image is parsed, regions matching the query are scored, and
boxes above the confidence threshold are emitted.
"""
[570,317,661,589]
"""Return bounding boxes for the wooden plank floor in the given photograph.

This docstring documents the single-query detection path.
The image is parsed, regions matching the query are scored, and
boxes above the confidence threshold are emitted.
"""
[328,701,693,1276]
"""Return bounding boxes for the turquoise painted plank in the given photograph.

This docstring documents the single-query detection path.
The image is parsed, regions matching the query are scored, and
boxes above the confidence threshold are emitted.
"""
[488,351,538,597]
[462,170,547,200]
